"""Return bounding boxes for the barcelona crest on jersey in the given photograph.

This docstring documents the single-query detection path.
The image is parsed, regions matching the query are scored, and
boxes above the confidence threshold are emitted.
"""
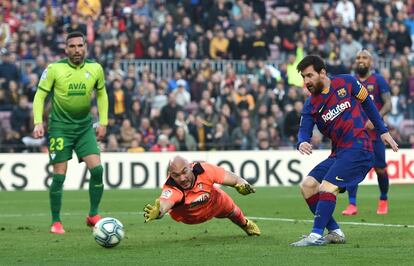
[337,88,347,98]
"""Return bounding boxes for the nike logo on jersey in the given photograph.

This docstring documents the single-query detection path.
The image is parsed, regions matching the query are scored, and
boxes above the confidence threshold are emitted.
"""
[318,105,325,113]
[321,101,351,122]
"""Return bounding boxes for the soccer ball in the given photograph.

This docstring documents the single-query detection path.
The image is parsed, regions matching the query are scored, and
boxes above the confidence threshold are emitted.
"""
[93,217,125,248]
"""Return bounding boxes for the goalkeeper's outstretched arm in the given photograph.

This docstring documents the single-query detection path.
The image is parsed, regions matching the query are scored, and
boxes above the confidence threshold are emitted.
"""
[221,170,256,195]
[143,198,175,223]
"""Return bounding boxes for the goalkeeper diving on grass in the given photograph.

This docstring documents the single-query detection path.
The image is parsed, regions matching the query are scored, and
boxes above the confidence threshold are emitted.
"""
[143,155,260,236]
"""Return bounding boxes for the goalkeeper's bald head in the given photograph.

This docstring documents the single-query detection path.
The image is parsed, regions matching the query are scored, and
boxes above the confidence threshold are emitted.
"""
[168,155,189,173]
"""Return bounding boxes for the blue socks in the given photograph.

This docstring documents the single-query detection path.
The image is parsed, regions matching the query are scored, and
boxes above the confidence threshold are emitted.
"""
[312,192,337,235]
[377,170,389,200]
[306,193,339,232]
[347,185,358,206]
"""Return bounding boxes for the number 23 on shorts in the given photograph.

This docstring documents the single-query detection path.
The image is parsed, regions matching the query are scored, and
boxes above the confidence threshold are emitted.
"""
[50,137,64,151]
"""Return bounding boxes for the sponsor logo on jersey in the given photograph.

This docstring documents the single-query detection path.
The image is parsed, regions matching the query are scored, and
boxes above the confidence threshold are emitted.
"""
[161,189,172,199]
[337,88,347,98]
[321,101,351,122]
[50,152,56,160]
[41,69,48,80]
[189,192,210,208]
[85,71,91,79]
[68,83,87,96]
[198,183,203,189]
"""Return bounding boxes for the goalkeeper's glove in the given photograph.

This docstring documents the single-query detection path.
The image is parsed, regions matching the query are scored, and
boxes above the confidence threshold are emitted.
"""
[234,183,256,195]
[143,199,161,223]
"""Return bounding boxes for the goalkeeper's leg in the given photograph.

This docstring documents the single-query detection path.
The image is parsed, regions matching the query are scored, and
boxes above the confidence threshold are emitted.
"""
[214,189,260,235]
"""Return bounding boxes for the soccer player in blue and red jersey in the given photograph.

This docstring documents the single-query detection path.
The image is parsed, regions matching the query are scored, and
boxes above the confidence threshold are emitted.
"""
[342,49,392,216]
[290,55,398,247]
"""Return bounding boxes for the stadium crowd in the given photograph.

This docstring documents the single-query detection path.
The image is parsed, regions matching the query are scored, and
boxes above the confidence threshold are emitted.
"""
[0,0,414,153]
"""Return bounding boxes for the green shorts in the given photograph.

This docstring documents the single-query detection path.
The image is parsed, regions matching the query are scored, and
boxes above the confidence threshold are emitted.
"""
[47,125,100,164]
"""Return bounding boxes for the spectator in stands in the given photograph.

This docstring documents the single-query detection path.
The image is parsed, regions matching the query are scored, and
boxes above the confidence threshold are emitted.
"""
[228,26,249,60]
[0,0,413,152]
[249,28,269,60]
[66,13,86,35]
[77,0,102,20]
[119,118,136,148]
[10,95,30,135]
[335,0,355,27]
[174,33,187,59]
[139,117,156,150]
[170,126,197,151]
[160,93,182,128]
[127,133,146,153]
[210,28,229,60]
[106,134,122,152]
[257,130,271,150]
[1,129,23,153]
[386,84,406,129]
[108,78,127,122]
[150,134,176,152]
[189,113,213,151]
[128,99,144,130]
[233,84,255,112]
[407,65,414,119]
[230,117,257,150]
[284,100,303,146]
[175,81,191,108]
[340,33,362,70]
[0,51,19,90]
[0,14,11,48]
[259,67,278,91]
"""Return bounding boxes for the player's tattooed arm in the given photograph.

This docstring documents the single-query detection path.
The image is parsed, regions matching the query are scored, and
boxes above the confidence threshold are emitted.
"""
[379,92,391,117]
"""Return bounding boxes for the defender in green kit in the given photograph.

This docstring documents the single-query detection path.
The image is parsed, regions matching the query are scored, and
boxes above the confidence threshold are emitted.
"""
[33,31,109,234]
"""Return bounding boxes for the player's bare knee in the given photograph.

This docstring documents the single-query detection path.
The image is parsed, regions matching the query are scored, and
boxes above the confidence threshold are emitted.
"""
[319,181,339,195]
[53,162,67,175]
[300,176,319,197]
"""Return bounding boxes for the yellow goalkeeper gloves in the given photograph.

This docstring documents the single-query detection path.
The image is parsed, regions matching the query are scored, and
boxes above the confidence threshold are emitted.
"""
[234,183,256,195]
[143,199,161,223]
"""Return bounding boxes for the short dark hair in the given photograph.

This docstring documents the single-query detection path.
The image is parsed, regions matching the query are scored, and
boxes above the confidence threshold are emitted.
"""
[66,31,86,44]
[296,55,326,73]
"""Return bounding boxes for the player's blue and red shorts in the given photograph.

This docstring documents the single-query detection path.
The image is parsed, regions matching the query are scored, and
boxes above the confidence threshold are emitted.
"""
[308,148,374,188]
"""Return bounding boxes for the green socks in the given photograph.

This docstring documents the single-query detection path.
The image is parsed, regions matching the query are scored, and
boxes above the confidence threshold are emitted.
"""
[49,165,103,222]
[89,165,104,216]
[50,173,66,223]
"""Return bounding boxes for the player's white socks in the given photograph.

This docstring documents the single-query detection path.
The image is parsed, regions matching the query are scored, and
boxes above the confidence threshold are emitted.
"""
[309,232,323,239]
[331,229,345,237]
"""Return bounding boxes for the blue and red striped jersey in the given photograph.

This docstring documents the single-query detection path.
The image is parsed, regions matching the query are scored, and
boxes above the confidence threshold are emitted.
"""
[298,74,373,155]
[357,73,390,141]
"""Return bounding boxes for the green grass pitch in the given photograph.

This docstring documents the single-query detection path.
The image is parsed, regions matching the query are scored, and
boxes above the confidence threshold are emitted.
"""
[1,186,413,265]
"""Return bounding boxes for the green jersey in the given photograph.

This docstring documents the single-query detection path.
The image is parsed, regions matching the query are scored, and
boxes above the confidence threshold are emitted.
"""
[35,58,107,128]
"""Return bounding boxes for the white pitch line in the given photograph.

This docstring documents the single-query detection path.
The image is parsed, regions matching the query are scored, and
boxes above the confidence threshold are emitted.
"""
[1,212,413,229]
[247,216,414,229]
